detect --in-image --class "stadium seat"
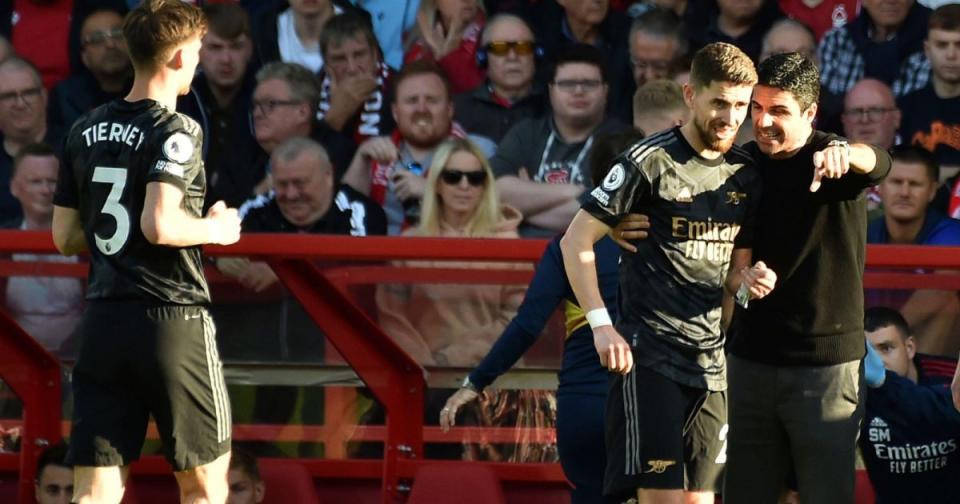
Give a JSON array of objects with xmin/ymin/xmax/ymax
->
[
  {"xmin": 855, "ymin": 469, "xmax": 876, "ymax": 504},
  {"xmin": 407, "ymin": 464, "xmax": 506, "ymax": 504},
  {"xmin": 259, "ymin": 459, "xmax": 321, "ymax": 504}
]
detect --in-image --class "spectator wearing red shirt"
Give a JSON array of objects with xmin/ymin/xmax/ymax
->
[
  {"xmin": 404, "ymin": 0, "xmax": 486, "ymax": 94},
  {"xmin": 778, "ymin": 0, "xmax": 859, "ymax": 40}
]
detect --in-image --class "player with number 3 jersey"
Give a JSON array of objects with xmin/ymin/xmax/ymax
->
[{"xmin": 51, "ymin": 1, "xmax": 241, "ymax": 502}]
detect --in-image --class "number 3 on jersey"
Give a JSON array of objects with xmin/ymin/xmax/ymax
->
[{"xmin": 92, "ymin": 166, "xmax": 130, "ymax": 255}]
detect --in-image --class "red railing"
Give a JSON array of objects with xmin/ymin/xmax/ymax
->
[{"xmin": 0, "ymin": 230, "xmax": 958, "ymax": 503}]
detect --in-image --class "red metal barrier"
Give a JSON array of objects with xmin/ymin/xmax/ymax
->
[{"xmin": 0, "ymin": 231, "xmax": 959, "ymax": 503}]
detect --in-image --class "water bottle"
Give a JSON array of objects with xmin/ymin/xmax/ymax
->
[{"xmin": 401, "ymin": 162, "xmax": 423, "ymax": 226}]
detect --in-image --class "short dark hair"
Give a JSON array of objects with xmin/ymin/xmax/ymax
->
[
  {"xmin": 890, "ymin": 144, "xmax": 939, "ymax": 182},
  {"xmin": 590, "ymin": 130, "xmax": 646, "ymax": 187},
  {"xmin": 756, "ymin": 52, "xmax": 819, "ymax": 111},
  {"xmin": 123, "ymin": 0, "xmax": 207, "ymax": 70},
  {"xmin": 390, "ymin": 59, "xmax": 452, "ymax": 100},
  {"xmin": 930, "ymin": 4, "xmax": 960, "ymax": 31},
  {"xmin": 864, "ymin": 307, "xmax": 911, "ymax": 339},
  {"xmin": 229, "ymin": 446, "xmax": 260, "ymax": 482},
  {"xmin": 36, "ymin": 443, "xmax": 71, "ymax": 481},
  {"xmin": 550, "ymin": 43, "xmax": 609, "ymax": 84},
  {"xmin": 689, "ymin": 42, "xmax": 757, "ymax": 90},
  {"xmin": 629, "ymin": 8, "xmax": 688, "ymax": 57},
  {"xmin": 320, "ymin": 12, "xmax": 380, "ymax": 60},
  {"xmin": 13, "ymin": 143, "xmax": 56, "ymax": 177},
  {"xmin": 203, "ymin": 3, "xmax": 250, "ymax": 40}
]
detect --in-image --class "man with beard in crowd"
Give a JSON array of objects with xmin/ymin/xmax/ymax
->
[{"xmin": 342, "ymin": 60, "xmax": 493, "ymax": 234}]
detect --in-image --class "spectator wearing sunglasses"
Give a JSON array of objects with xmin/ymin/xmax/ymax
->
[
  {"xmin": 453, "ymin": 14, "xmax": 547, "ymax": 143},
  {"xmin": 48, "ymin": 9, "xmax": 132, "ymax": 138},
  {"xmin": 377, "ymin": 136, "xmax": 524, "ymax": 368},
  {"xmin": 0, "ymin": 57, "xmax": 62, "ymax": 223},
  {"xmin": 342, "ymin": 61, "xmax": 495, "ymax": 235},
  {"xmin": 491, "ymin": 44, "xmax": 627, "ymax": 237},
  {"xmin": 375, "ymin": 136, "xmax": 528, "ymax": 461}
]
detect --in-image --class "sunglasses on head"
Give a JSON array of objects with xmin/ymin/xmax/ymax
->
[
  {"xmin": 440, "ymin": 169, "xmax": 487, "ymax": 186},
  {"xmin": 484, "ymin": 40, "xmax": 536, "ymax": 56}
]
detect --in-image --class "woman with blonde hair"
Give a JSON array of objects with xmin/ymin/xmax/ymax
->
[
  {"xmin": 376, "ymin": 138, "xmax": 556, "ymax": 462},
  {"xmin": 403, "ymin": 0, "xmax": 485, "ymax": 93},
  {"xmin": 377, "ymin": 137, "xmax": 523, "ymax": 367}
]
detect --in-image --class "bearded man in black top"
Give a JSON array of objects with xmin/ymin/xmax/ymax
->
[
  {"xmin": 51, "ymin": 1, "xmax": 241, "ymax": 502},
  {"xmin": 561, "ymin": 43, "xmax": 777, "ymax": 504},
  {"xmin": 723, "ymin": 52, "xmax": 892, "ymax": 504}
]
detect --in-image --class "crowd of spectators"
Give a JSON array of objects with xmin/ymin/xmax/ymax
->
[{"xmin": 0, "ymin": 0, "xmax": 959, "ymax": 490}]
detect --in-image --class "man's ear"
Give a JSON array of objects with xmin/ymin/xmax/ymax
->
[
  {"xmin": 803, "ymin": 101, "xmax": 818, "ymax": 123},
  {"xmin": 682, "ymin": 82, "xmax": 695, "ymax": 109},
  {"xmin": 168, "ymin": 47, "xmax": 184, "ymax": 71},
  {"xmin": 905, "ymin": 335, "xmax": 917, "ymax": 360}
]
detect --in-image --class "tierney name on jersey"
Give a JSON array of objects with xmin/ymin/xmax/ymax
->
[{"xmin": 81, "ymin": 121, "xmax": 146, "ymax": 150}]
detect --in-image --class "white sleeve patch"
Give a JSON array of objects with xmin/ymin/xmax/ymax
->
[
  {"xmin": 153, "ymin": 160, "xmax": 185, "ymax": 178},
  {"xmin": 162, "ymin": 132, "xmax": 194, "ymax": 163},
  {"xmin": 602, "ymin": 163, "xmax": 625, "ymax": 191}
]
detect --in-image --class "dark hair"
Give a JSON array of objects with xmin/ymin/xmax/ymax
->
[
  {"xmin": 549, "ymin": 43, "xmax": 609, "ymax": 84},
  {"xmin": 320, "ymin": 12, "xmax": 380, "ymax": 60},
  {"xmin": 689, "ymin": 42, "xmax": 757, "ymax": 90},
  {"xmin": 36, "ymin": 443, "xmax": 71, "ymax": 481},
  {"xmin": 629, "ymin": 8, "xmax": 688, "ymax": 57},
  {"xmin": 13, "ymin": 143, "xmax": 56, "ymax": 177},
  {"xmin": 203, "ymin": 3, "xmax": 250, "ymax": 40},
  {"xmin": 930, "ymin": 4, "xmax": 960, "ymax": 31},
  {"xmin": 756, "ymin": 52, "xmax": 819, "ymax": 111},
  {"xmin": 864, "ymin": 307, "xmax": 911, "ymax": 339},
  {"xmin": 123, "ymin": 0, "xmax": 207, "ymax": 70},
  {"xmin": 590, "ymin": 130, "xmax": 646, "ymax": 187},
  {"xmin": 890, "ymin": 145, "xmax": 939, "ymax": 182},
  {"xmin": 229, "ymin": 446, "xmax": 260, "ymax": 481},
  {"xmin": 390, "ymin": 59, "xmax": 452, "ymax": 100}
]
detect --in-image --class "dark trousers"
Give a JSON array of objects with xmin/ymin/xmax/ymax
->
[{"xmin": 724, "ymin": 354, "xmax": 865, "ymax": 504}]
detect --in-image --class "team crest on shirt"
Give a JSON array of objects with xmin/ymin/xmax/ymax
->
[
  {"xmin": 602, "ymin": 163, "xmax": 626, "ymax": 191},
  {"xmin": 645, "ymin": 459, "xmax": 677, "ymax": 474},
  {"xmin": 726, "ymin": 191, "xmax": 747, "ymax": 205},
  {"xmin": 162, "ymin": 132, "xmax": 194, "ymax": 164}
]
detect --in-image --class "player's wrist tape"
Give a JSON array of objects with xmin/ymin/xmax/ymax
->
[
  {"xmin": 586, "ymin": 308, "xmax": 613, "ymax": 329},
  {"xmin": 206, "ymin": 219, "xmax": 222, "ymax": 245}
]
